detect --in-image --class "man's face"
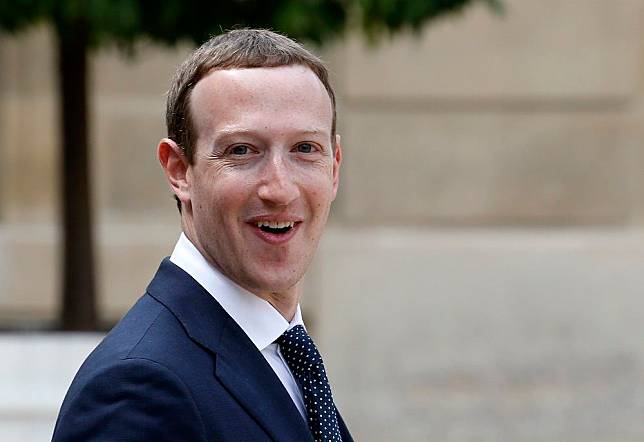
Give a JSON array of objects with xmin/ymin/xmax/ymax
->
[{"xmin": 183, "ymin": 65, "xmax": 341, "ymax": 297}]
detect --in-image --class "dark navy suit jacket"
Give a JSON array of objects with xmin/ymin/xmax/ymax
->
[{"xmin": 53, "ymin": 259, "xmax": 353, "ymax": 441}]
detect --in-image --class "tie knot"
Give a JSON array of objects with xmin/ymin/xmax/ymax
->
[{"xmin": 277, "ymin": 325, "xmax": 323, "ymax": 373}]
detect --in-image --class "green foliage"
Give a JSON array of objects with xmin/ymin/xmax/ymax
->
[
  {"xmin": 0, "ymin": 0, "xmax": 501, "ymax": 47},
  {"xmin": 0, "ymin": 0, "xmax": 45, "ymax": 31},
  {"xmin": 359, "ymin": 0, "xmax": 504, "ymax": 37}
]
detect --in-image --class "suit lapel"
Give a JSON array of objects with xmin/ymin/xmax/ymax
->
[
  {"xmin": 147, "ymin": 259, "xmax": 313, "ymax": 442},
  {"xmin": 216, "ymin": 319, "xmax": 314, "ymax": 442}
]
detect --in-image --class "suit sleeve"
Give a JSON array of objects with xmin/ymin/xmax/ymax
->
[{"xmin": 52, "ymin": 358, "xmax": 207, "ymax": 442}]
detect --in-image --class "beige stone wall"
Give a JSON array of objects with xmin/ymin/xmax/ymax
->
[
  {"xmin": 334, "ymin": 0, "xmax": 644, "ymax": 226},
  {"xmin": 2, "ymin": 0, "xmax": 644, "ymax": 440}
]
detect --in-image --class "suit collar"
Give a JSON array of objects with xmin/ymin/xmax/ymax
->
[
  {"xmin": 146, "ymin": 258, "xmax": 225, "ymax": 355},
  {"xmin": 146, "ymin": 259, "xmax": 313, "ymax": 442}
]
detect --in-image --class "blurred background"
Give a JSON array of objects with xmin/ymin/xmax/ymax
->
[{"xmin": 2, "ymin": 0, "xmax": 644, "ymax": 440}]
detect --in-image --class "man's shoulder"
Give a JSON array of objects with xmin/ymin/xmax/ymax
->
[
  {"xmin": 67, "ymin": 294, "xmax": 175, "ymax": 384},
  {"xmin": 104, "ymin": 294, "xmax": 167, "ymax": 353},
  {"xmin": 89, "ymin": 257, "xmax": 224, "ymax": 367},
  {"xmin": 55, "ymin": 290, "xmax": 215, "ymax": 428},
  {"xmin": 53, "ymin": 294, "xmax": 210, "ymax": 441},
  {"xmin": 77, "ymin": 289, "xmax": 215, "ymax": 381}
]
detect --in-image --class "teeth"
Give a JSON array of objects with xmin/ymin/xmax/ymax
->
[{"xmin": 256, "ymin": 221, "xmax": 295, "ymax": 229}]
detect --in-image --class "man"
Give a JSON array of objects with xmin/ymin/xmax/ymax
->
[{"xmin": 53, "ymin": 29, "xmax": 352, "ymax": 442}]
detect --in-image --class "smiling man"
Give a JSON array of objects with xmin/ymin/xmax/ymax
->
[{"xmin": 53, "ymin": 29, "xmax": 352, "ymax": 442}]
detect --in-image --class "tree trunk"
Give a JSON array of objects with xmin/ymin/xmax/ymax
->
[{"xmin": 56, "ymin": 22, "xmax": 97, "ymax": 330}]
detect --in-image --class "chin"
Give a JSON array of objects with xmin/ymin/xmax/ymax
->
[
  {"xmin": 248, "ymin": 256, "xmax": 305, "ymax": 278},
  {"xmin": 257, "ymin": 279, "xmax": 300, "ymax": 295},
  {"xmin": 246, "ymin": 272, "xmax": 303, "ymax": 295}
]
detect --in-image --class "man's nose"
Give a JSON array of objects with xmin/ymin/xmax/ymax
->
[{"xmin": 257, "ymin": 156, "xmax": 300, "ymax": 206}]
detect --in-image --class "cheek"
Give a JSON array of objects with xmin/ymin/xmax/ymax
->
[
  {"xmin": 309, "ymin": 176, "xmax": 335, "ymax": 203},
  {"xmin": 194, "ymin": 171, "xmax": 245, "ymax": 204},
  {"xmin": 307, "ymin": 189, "xmax": 334, "ymax": 227}
]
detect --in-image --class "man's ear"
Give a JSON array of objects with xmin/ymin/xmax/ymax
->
[
  {"xmin": 158, "ymin": 138, "xmax": 191, "ymax": 209},
  {"xmin": 331, "ymin": 134, "xmax": 342, "ymax": 200}
]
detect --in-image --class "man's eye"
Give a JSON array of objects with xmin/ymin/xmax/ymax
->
[
  {"xmin": 296, "ymin": 143, "xmax": 314, "ymax": 153},
  {"xmin": 230, "ymin": 145, "xmax": 249, "ymax": 155}
]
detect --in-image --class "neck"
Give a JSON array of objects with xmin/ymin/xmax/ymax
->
[
  {"xmin": 181, "ymin": 223, "xmax": 301, "ymax": 322},
  {"xmin": 262, "ymin": 288, "xmax": 301, "ymax": 322}
]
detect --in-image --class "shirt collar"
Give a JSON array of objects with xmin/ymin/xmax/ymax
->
[{"xmin": 169, "ymin": 233, "xmax": 304, "ymax": 351}]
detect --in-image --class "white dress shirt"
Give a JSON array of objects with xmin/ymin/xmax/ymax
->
[{"xmin": 169, "ymin": 233, "xmax": 307, "ymax": 419}]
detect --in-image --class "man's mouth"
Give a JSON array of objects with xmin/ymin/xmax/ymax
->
[{"xmin": 256, "ymin": 220, "xmax": 296, "ymax": 234}]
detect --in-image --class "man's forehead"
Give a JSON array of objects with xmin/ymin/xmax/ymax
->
[
  {"xmin": 200, "ymin": 63, "xmax": 319, "ymax": 86},
  {"xmin": 189, "ymin": 65, "xmax": 333, "ymax": 132}
]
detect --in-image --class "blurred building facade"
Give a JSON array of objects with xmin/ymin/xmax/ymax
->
[{"xmin": 1, "ymin": 1, "xmax": 644, "ymax": 440}]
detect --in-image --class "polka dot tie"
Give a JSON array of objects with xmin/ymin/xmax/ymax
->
[{"xmin": 277, "ymin": 325, "xmax": 342, "ymax": 442}]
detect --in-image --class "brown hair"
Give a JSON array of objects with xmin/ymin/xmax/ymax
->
[{"xmin": 166, "ymin": 28, "xmax": 337, "ymax": 164}]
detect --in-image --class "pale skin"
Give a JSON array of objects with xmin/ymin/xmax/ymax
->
[{"xmin": 158, "ymin": 65, "xmax": 341, "ymax": 321}]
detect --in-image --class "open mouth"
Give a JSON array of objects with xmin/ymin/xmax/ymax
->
[{"xmin": 256, "ymin": 220, "xmax": 295, "ymax": 235}]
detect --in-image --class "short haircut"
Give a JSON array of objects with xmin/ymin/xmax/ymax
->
[{"xmin": 166, "ymin": 28, "xmax": 337, "ymax": 165}]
